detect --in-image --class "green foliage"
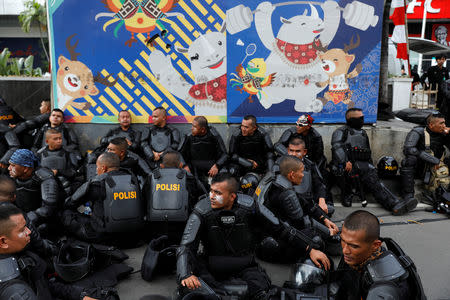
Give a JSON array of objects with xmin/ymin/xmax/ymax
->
[
  {"xmin": 18, "ymin": 0, "xmax": 47, "ymax": 33},
  {"xmin": 0, "ymin": 48, "xmax": 43, "ymax": 77}
]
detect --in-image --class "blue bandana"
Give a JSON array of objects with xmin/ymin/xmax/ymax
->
[{"xmin": 9, "ymin": 149, "xmax": 38, "ymax": 168}]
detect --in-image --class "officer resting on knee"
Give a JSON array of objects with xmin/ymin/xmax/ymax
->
[
  {"xmin": 336, "ymin": 210, "xmax": 425, "ymax": 300},
  {"xmin": 331, "ymin": 108, "xmax": 416, "ymax": 215},
  {"xmin": 63, "ymin": 152, "xmax": 144, "ymax": 243},
  {"xmin": 177, "ymin": 173, "xmax": 330, "ymax": 300}
]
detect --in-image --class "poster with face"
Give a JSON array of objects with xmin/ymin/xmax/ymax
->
[
  {"xmin": 226, "ymin": 0, "xmax": 385, "ymax": 123},
  {"xmin": 432, "ymin": 24, "xmax": 450, "ymax": 47}
]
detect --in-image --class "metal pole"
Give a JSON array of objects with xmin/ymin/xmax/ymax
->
[{"xmin": 418, "ymin": 0, "xmax": 429, "ymax": 76}]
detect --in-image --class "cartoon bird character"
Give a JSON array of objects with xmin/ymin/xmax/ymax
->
[
  {"xmin": 230, "ymin": 58, "xmax": 276, "ymax": 101},
  {"xmin": 96, "ymin": 0, "xmax": 182, "ymax": 47}
]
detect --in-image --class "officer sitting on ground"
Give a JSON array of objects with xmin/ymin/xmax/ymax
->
[
  {"xmin": 0, "ymin": 175, "xmax": 56, "ymax": 258},
  {"xmin": 31, "ymin": 108, "xmax": 80, "ymax": 154},
  {"xmin": 331, "ymin": 108, "xmax": 416, "ymax": 215},
  {"xmin": 36, "ymin": 129, "xmax": 82, "ymax": 196},
  {"xmin": 146, "ymin": 151, "xmax": 204, "ymax": 244},
  {"xmin": 274, "ymin": 114, "xmax": 327, "ymax": 169},
  {"xmin": 177, "ymin": 173, "xmax": 330, "ymax": 300},
  {"xmin": 141, "ymin": 107, "xmax": 182, "ymax": 169},
  {"xmin": 63, "ymin": 152, "xmax": 144, "ymax": 243},
  {"xmin": 92, "ymin": 110, "xmax": 142, "ymax": 157},
  {"xmin": 105, "ymin": 137, "xmax": 151, "ymax": 186},
  {"xmin": 8, "ymin": 149, "xmax": 60, "ymax": 230},
  {"xmin": 400, "ymin": 113, "xmax": 450, "ymax": 203},
  {"xmin": 228, "ymin": 115, "xmax": 274, "ymax": 177},
  {"xmin": 336, "ymin": 210, "xmax": 425, "ymax": 300},
  {"xmin": 180, "ymin": 116, "xmax": 228, "ymax": 188}
]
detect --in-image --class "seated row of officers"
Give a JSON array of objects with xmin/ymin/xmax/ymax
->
[{"xmin": 0, "ymin": 100, "xmax": 430, "ymax": 299}]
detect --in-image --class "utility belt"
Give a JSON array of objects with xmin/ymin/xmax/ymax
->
[{"xmin": 345, "ymin": 146, "xmax": 371, "ymax": 162}]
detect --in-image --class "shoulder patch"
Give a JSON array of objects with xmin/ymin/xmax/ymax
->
[
  {"xmin": 194, "ymin": 197, "xmax": 212, "ymax": 215},
  {"xmin": 231, "ymin": 126, "xmax": 241, "ymax": 136},
  {"xmin": 257, "ymin": 126, "xmax": 267, "ymax": 134},
  {"xmin": 35, "ymin": 167, "xmax": 53, "ymax": 180},
  {"xmin": 236, "ymin": 193, "xmax": 254, "ymax": 207},
  {"xmin": 274, "ymin": 174, "xmax": 292, "ymax": 189}
]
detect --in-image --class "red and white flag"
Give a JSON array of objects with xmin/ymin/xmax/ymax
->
[{"xmin": 390, "ymin": 0, "xmax": 409, "ymax": 60}]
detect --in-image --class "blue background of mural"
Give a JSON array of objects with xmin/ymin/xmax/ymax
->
[{"xmin": 225, "ymin": 0, "xmax": 385, "ymax": 123}]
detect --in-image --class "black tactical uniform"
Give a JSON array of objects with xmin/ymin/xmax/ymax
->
[
  {"xmin": 13, "ymin": 113, "xmax": 50, "ymax": 149},
  {"xmin": 63, "ymin": 169, "xmax": 144, "ymax": 243},
  {"xmin": 274, "ymin": 127, "xmax": 327, "ymax": 168},
  {"xmin": 177, "ymin": 194, "xmax": 319, "ymax": 299},
  {"xmin": 180, "ymin": 126, "xmax": 228, "ymax": 183},
  {"xmin": 228, "ymin": 127, "xmax": 274, "ymax": 176},
  {"xmin": 141, "ymin": 124, "xmax": 182, "ymax": 169},
  {"xmin": 14, "ymin": 168, "xmax": 60, "ymax": 228},
  {"xmin": 0, "ymin": 101, "xmax": 23, "ymax": 167},
  {"xmin": 32, "ymin": 123, "xmax": 80, "ymax": 154},
  {"xmin": 421, "ymin": 64, "xmax": 450, "ymax": 109},
  {"xmin": 400, "ymin": 126, "xmax": 449, "ymax": 200},
  {"xmin": 336, "ymin": 238, "xmax": 425, "ymax": 300},
  {"xmin": 94, "ymin": 125, "xmax": 142, "ymax": 155},
  {"xmin": 37, "ymin": 146, "xmax": 82, "ymax": 196},
  {"xmin": 331, "ymin": 125, "xmax": 415, "ymax": 214}
]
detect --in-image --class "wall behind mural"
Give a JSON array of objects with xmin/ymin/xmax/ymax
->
[{"xmin": 48, "ymin": 0, "xmax": 384, "ymax": 124}]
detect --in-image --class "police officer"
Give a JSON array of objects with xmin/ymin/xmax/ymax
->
[
  {"xmin": 331, "ymin": 108, "xmax": 416, "ymax": 215},
  {"xmin": 336, "ymin": 210, "xmax": 425, "ymax": 300},
  {"xmin": 8, "ymin": 149, "xmax": 60, "ymax": 229},
  {"xmin": 421, "ymin": 54, "xmax": 449, "ymax": 110},
  {"xmin": 177, "ymin": 173, "xmax": 331, "ymax": 300},
  {"xmin": 400, "ymin": 113, "xmax": 450, "ymax": 203},
  {"xmin": 106, "ymin": 137, "xmax": 151, "ymax": 184},
  {"xmin": 32, "ymin": 109, "xmax": 80, "ymax": 154},
  {"xmin": 95, "ymin": 110, "xmax": 142, "ymax": 155},
  {"xmin": 274, "ymin": 114, "xmax": 327, "ymax": 169},
  {"xmin": 0, "ymin": 175, "xmax": 56, "ymax": 258},
  {"xmin": 36, "ymin": 129, "xmax": 82, "ymax": 196},
  {"xmin": 180, "ymin": 116, "xmax": 227, "ymax": 187},
  {"xmin": 63, "ymin": 152, "xmax": 144, "ymax": 243},
  {"xmin": 228, "ymin": 115, "xmax": 274, "ymax": 176},
  {"xmin": 141, "ymin": 107, "xmax": 182, "ymax": 169},
  {"xmin": 146, "ymin": 151, "xmax": 204, "ymax": 243},
  {"xmin": 0, "ymin": 97, "xmax": 23, "ymax": 171}
]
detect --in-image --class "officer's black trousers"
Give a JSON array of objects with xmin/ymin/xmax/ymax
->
[{"xmin": 0, "ymin": 280, "xmax": 37, "ymax": 300}]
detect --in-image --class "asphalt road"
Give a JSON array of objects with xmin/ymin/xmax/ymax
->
[{"xmin": 115, "ymin": 203, "xmax": 450, "ymax": 300}]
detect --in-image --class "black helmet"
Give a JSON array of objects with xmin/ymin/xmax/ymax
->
[
  {"xmin": 54, "ymin": 240, "xmax": 93, "ymax": 282},
  {"xmin": 240, "ymin": 172, "xmax": 260, "ymax": 196},
  {"xmin": 377, "ymin": 156, "xmax": 399, "ymax": 178},
  {"xmin": 284, "ymin": 260, "xmax": 326, "ymax": 292}
]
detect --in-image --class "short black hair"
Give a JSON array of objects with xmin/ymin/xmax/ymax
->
[
  {"xmin": 52, "ymin": 108, "xmax": 64, "ymax": 117},
  {"xmin": 426, "ymin": 113, "xmax": 445, "ymax": 125},
  {"xmin": 436, "ymin": 54, "xmax": 447, "ymax": 60},
  {"xmin": 0, "ymin": 203, "xmax": 23, "ymax": 236},
  {"xmin": 345, "ymin": 108, "xmax": 362, "ymax": 119},
  {"xmin": 0, "ymin": 175, "xmax": 15, "ymax": 203},
  {"xmin": 119, "ymin": 110, "xmax": 130, "ymax": 116},
  {"xmin": 279, "ymin": 155, "xmax": 303, "ymax": 178},
  {"xmin": 288, "ymin": 137, "xmax": 305, "ymax": 148},
  {"xmin": 154, "ymin": 107, "xmax": 167, "ymax": 117},
  {"xmin": 98, "ymin": 152, "xmax": 120, "ymax": 169},
  {"xmin": 194, "ymin": 116, "xmax": 208, "ymax": 129},
  {"xmin": 243, "ymin": 115, "xmax": 257, "ymax": 127},
  {"xmin": 162, "ymin": 151, "xmax": 181, "ymax": 168},
  {"xmin": 42, "ymin": 99, "xmax": 51, "ymax": 104},
  {"xmin": 343, "ymin": 210, "xmax": 380, "ymax": 243},
  {"xmin": 211, "ymin": 173, "xmax": 239, "ymax": 194},
  {"xmin": 109, "ymin": 137, "xmax": 128, "ymax": 151},
  {"xmin": 45, "ymin": 128, "xmax": 62, "ymax": 139}
]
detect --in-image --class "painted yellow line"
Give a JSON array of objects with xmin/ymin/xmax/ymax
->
[
  {"xmin": 137, "ymin": 33, "xmax": 160, "ymax": 52},
  {"xmin": 133, "ymin": 101, "xmax": 148, "ymax": 115},
  {"xmin": 119, "ymin": 58, "xmax": 132, "ymax": 72},
  {"xmin": 134, "ymin": 58, "xmax": 191, "ymax": 116},
  {"xmin": 96, "ymin": 106, "xmax": 103, "ymax": 114},
  {"xmin": 136, "ymin": 78, "xmax": 163, "ymax": 103},
  {"xmin": 99, "ymin": 95, "xmax": 119, "ymax": 115},
  {"xmin": 193, "ymin": 31, "xmax": 200, "ymax": 38},
  {"xmin": 140, "ymin": 95, "xmax": 156, "ymax": 111},
  {"xmin": 170, "ymin": 53, "xmax": 178, "ymax": 60},
  {"xmin": 172, "ymin": 22, "xmax": 193, "ymax": 46},
  {"xmin": 204, "ymin": 0, "xmax": 212, "ymax": 4},
  {"xmin": 207, "ymin": 15, "xmax": 215, "ymax": 23},
  {"xmin": 179, "ymin": 1, "xmax": 207, "ymax": 30},
  {"xmin": 176, "ymin": 59, "xmax": 194, "ymax": 81},
  {"xmin": 177, "ymin": 15, "xmax": 194, "ymax": 32},
  {"xmin": 162, "ymin": 102, "xmax": 169, "ymax": 109},
  {"xmin": 118, "ymin": 72, "xmax": 135, "ymax": 89},
  {"xmin": 211, "ymin": 4, "xmax": 225, "ymax": 20},
  {"xmin": 66, "ymin": 106, "xmax": 78, "ymax": 117},
  {"xmin": 104, "ymin": 87, "xmax": 122, "ymax": 104},
  {"xmin": 134, "ymin": 89, "xmax": 141, "ymax": 96},
  {"xmin": 174, "ymin": 41, "xmax": 189, "ymax": 60},
  {"xmin": 168, "ymin": 34, "xmax": 175, "ymax": 42},
  {"xmin": 168, "ymin": 108, "xmax": 176, "ymax": 115},
  {"xmin": 114, "ymin": 82, "xmax": 134, "ymax": 102},
  {"xmin": 214, "ymin": 23, "xmax": 221, "ymax": 31},
  {"xmin": 120, "ymin": 103, "xmax": 127, "ymax": 110},
  {"xmin": 191, "ymin": 0, "xmax": 208, "ymax": 15}
]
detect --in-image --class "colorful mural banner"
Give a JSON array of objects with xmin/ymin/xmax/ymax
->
[{"xmin": 47, "ymin": 0, "xmax": 384, "ymax": 124}]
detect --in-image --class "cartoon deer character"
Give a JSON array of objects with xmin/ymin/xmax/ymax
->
[
  {"xmin": 252, "ymin": 1, "xmax": 342, "ymax": 112},
  {"xmin": 56, "ymin": 34, "xmax": 118, "ymax": 111},
  {"xmin": 315, "ymin": 35, "xmax": 362, "ymax": 108},
  {"xmin": 147, "ymin": 24, "xmax": 227, "ymax": 116}
]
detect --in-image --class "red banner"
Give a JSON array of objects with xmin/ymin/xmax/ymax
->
[{"xmin": 406, "ymin": 0, "xmax": 450, "ymax": 19}]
